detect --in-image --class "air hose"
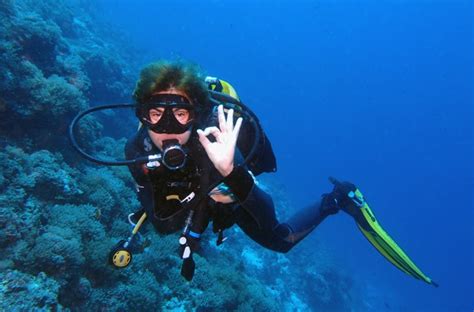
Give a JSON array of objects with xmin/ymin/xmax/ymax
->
[{"xmin": 68, "ymin": 95, "xmax": 262, "ymax": 171}]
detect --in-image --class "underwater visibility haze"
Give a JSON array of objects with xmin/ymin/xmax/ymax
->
[{"xmin": 0, "ymin": 0, "xmax": 472, "ymax": 311}]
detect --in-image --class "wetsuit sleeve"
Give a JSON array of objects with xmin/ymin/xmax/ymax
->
[
  {"xmin": 124, "ymin": 132, "xmax": 147, "ymax": 185},
  {"xmin": 222, "ymin": 166, "xmax": 275, "ymax": 228},
  {"xmin": 222, "ymin": 166, "xmax": 287, "ymax": 251},
  {"xmin": 124, "ymin": 132, "xmax": 153, "ymax": 215},
  {"xmin": 222, "ymin": 165, "xmax": 254, "ymax": 201}
]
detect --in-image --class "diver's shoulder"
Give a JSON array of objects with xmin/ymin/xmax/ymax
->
[{"xmin": 125, "ymin": 127, "xmax": 155, "ymax": 156}]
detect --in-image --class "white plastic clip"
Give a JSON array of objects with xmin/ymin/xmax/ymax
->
[
  {"xmin": 146, "ymin": 161, "xmax": 160, "ymax": 169},
  {"xmin": 182, "ymin": 246, "xmax": 191, "ymax": 259},
  {"xmin": 128, "ymin": 213, "xmax": 137, "ymax": 227},
  {"xmin": 180, "ymin": 192, "xmax": 195, "ymax": 204}
]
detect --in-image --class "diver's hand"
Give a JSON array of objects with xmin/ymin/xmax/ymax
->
[{"xmin": 197, "ymin": 105, "xmax": 243, "ymax": 177}]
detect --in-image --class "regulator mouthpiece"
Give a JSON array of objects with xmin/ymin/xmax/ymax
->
[{"xmin": 162, "ymin": 139, "xmax": 187, "ymax": 170}]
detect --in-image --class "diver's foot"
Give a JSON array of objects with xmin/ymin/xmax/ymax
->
[
  {"xmin": 327, "ymin": 177, "xmax": 362, "ymax": 218},
  {"xmin": 320, "ymin": 193, "xmax": 341, "ymax": 216}
]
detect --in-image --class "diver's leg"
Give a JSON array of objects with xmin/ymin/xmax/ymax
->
[
  {"xmin": 224, "ymin": 166, "xmax": 339, "ymax": 253},
  {"xmin": 234, "ymin": 186, "xmax": 339, "ymax": 253},
  {"xmin": 277, "ymin": 194, "xmax": 339, "ymax": 246}
]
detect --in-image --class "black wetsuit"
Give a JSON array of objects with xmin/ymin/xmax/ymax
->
[{"xmin": 125, "ymin": 127, "xmax": 337, "ymax": 253}]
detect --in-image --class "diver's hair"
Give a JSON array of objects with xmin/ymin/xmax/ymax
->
[{"xmin": 133, "ymin": 60, "xmax": 210, "ymax": 118}]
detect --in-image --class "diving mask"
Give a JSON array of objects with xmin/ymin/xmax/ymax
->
[{"xmin": 137, "ymin": 93, "xmax": 194, "ymax": 134}]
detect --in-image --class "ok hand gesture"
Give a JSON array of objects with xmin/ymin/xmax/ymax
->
[{"xmin": 197, "ymin": 105, "xmax": 243, "ymax": 177}]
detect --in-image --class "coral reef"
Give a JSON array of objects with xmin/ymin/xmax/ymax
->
[
  {"xmin": 0, "ymin": 270, "xmax": 64, "ymax": 311},
  {"xmin": 0, "ymin": 138, "xmax": 361, "ymax": 310},
  {"xmin": 0, "ymin": 0, "xmax": 135, "ymax": 152}
]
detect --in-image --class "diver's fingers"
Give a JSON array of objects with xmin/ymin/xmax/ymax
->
[
  {"xmin": 217, "ymin": 105, "xmax": 226, "ymax": 132},
  {"xmin": 226, "ymin": 108, "xmax": 234, "ymax": 132},
  {"xmin": 328, "ymin": 177, "xmax": 342, "ymax": 187},
  {"xmin": 200, "ymin": 126, "xmax": 223, "ymax": 143},
  {"xmin": 197, "ymin": 129, "xmax": 212, "ymax": 149},
  {"xmin": 201, "ymin": 126, "xmax": 220, "ymax": 136},
  {"xmin": 232, "ymin": 117, "xmax": 243, "ymax": 142},
  {"xmin": 202, "ymin": 126, "xmax": 223, "ymax": 143}
]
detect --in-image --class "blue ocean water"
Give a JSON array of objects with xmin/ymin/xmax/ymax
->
[
  {"xmin": 97, "ymin": 0, "xmax": 473, "ymax": 310},
  {"xmin": 1, "ymin": 0, "xmax": 472, "ymax": 310}
]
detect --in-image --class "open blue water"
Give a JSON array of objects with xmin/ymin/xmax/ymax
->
[{"xmin": 96, "ymin": 1, "xmax": 473, "ymax": 310}]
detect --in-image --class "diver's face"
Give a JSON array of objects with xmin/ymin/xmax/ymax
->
[{"xmin": 147, "ymin": 88, "xmax": 193, "ymax": 150}]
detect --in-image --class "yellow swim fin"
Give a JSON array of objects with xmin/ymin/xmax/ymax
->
[{"xmin": 351, "ymin": 188, "xmax": 438, "ymax": 287}]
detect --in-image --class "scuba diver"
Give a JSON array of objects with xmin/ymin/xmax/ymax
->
[{"xmin": 69, "ymin": 60, "xmax": 438, "ymax": 286}]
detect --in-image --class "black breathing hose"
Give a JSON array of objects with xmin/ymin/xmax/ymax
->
[
  {"xmin": 68, "ymin": 103, "xmax": 151, "ymax": 166},
  {"xmin": 68, "ymin": 94, "xmax": 262, "ymax": 171}
]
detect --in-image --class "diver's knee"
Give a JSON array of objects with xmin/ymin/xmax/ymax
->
[{"xmin": 274, "ymin": 223, "xmax": 292, "ymax": 240}]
